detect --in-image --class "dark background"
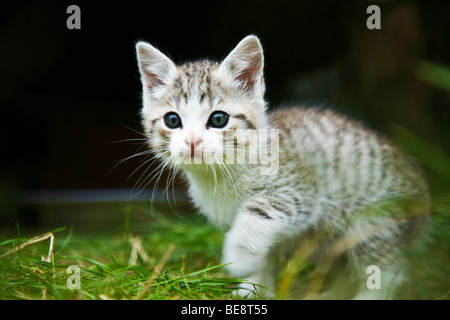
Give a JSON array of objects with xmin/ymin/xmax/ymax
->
[{"xmin": 1, "ymin": 0, "xmax": 449, "ymax": 230}]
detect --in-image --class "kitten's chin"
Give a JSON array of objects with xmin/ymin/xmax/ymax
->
[
  {"xmin": 175, "ymin": 159, "xmax": 235, "ymax": 176},
  {"xmin": 177, "ymin": 161, "xmax": 219, "ymax": 173},
  {"xmin": 171, "ymin": 151, "xmax": 222, "ymax": 169}
]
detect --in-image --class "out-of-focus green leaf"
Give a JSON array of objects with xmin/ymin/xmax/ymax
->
[
  {"xmin": 391, "ymin": 124, "xmax": 450, "ymax": 179},
  {"xmin": 416, "ymin": 60, "xmax": 450, "ymax": 91}
]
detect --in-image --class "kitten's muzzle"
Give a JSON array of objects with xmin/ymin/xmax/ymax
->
[{"xmin": 184, "ymin": 137, "xmax": 203, "ymax": 158}]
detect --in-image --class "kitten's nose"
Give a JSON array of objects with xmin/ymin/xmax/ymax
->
[{"xmin": 184, "ymin": 137, "xmax": 203, "ymax": 156}]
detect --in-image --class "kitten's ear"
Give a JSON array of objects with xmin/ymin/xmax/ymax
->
[
  {"xmin": 220, "ymin": 35, "xmax": 264, "ymax": 94},
  {"xmin": 136, "ymin": 42, "xmax": 176, "ymax": 92}
]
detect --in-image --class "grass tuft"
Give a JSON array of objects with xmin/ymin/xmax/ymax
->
[{"xmin": 0, "ymin": 212, "xmax": 245, "ymax": 300}]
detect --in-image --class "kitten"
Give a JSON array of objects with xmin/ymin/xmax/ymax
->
[{"xmin": 135, "ymin": 35, "xmax": 430, "ymax": 299}]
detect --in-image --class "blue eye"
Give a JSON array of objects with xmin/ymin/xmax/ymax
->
[
  {"xmin": 208, "ymin": 111, "xmax": 229, "ymax": 128},
  {"xmin": 164, "ymin": 112, "xmax": 182, "ymax": 129}
]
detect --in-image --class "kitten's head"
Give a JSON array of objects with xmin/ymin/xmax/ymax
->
[{"xmin": 136, "ymin": 35, "xmax": 268, "ymax": 171}]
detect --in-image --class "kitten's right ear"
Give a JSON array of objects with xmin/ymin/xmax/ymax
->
[{"xmin": 136, "ymin": 42, "xmax": 176, "ymax": 92}]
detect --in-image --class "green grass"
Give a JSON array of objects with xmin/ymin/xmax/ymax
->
[
  {"xmin": 0, "ymin": 199, "xmax": 448, "ymax": 300},
  {"xmin": 0, "ymin": 211, "xmax": 250, "ymax": 300}
]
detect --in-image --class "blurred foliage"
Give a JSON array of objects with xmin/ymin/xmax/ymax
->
[{"xmin": 417, "ymin": 61, "xmax": 450, "ymax": 92}]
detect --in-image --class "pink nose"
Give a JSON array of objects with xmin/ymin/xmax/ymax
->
[{"xmin": 184, "ymin": 137, "xmax": 202, "ymax": 155}]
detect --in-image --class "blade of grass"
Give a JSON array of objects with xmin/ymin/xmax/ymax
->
[
  {"xmin": 134, "ymin": 243, "xmax": 176, "ymax": 300},
  {"xmin": 61, "ymin": 255, "xmax": 113, "ymax": 273},
  {"xmin": 0, "ymin": 232, "xmax": 54, "ymax": 263}
]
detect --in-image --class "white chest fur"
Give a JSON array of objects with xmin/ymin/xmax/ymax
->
[{"xmin": 186, "ymin": 170, "xmax": 243, "ymax": 228}]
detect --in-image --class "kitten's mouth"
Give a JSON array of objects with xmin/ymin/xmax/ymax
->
[
  {"xmin": 190, "ymin": 149, "xmax": 198, "ymax": 160},
  {"xmin": 190, "ymin": 145, "xmax": 196, "ymax": 159},
  {"xmin": 175, "ymin": 148, "xmax": 220, "ymax": 166},
  {"xmin": 176, "ymin": 149, "xmax": 206, "ymax": 165}
]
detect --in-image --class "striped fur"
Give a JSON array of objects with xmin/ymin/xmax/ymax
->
[{"xmin": 136, "ymin": 36, "xmax": 430, "ymax": 299}]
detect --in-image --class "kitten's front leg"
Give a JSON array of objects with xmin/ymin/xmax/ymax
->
[{"xmin": 222, "ymin": 196, "xmax": 298, "ymax": 298}]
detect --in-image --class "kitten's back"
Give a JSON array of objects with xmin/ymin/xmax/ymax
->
[{"xmin": 270, "ymin": 106, "xmax": 429, "ymax": 214}]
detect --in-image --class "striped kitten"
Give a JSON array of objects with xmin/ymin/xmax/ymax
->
[{"xmin": 135, "ymin": 35, "xmax": 430, "ymax": 299}]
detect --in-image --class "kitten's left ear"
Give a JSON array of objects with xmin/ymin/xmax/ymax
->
[{"xmin": 220, "ymin": 35, "xmax": 264, "ymax": 95}]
